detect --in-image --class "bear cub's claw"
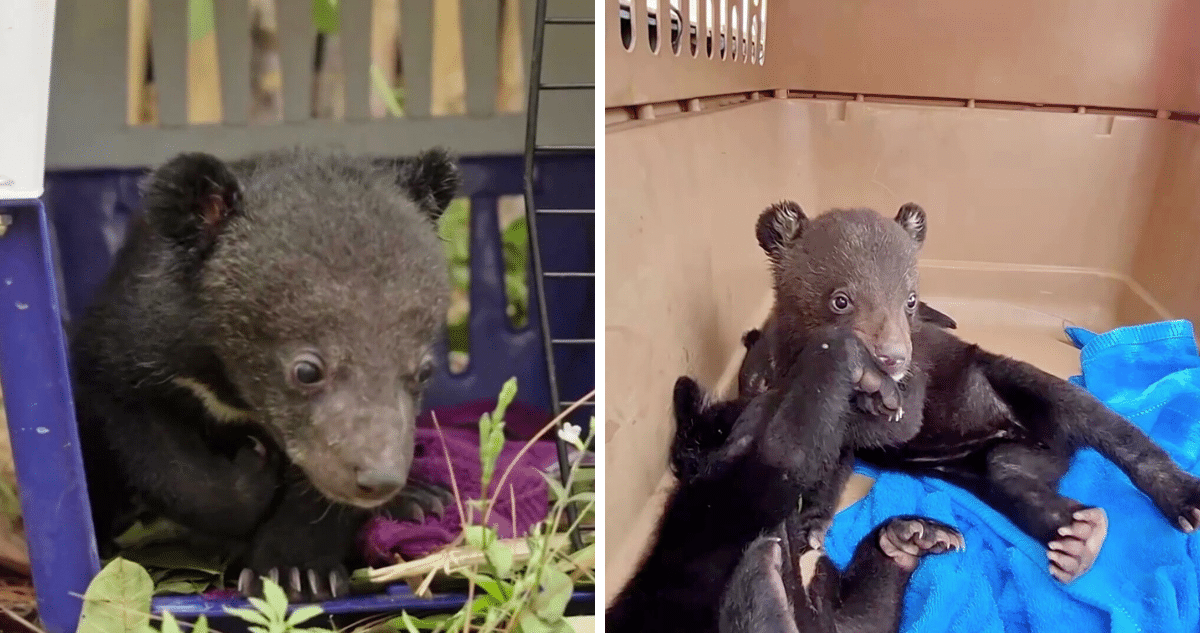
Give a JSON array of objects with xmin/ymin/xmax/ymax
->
[
  {"xmin": 238, "ymin": 564, "xmax": 352, "ymax": 602},
  {"xmin": 387, "ymin": 479, "xmax": 456, "ymax": 523},
  {"xmin": 1163, "ymin": 476, "xmax": 1200, "ymax": 534},
  {"xmin": 878, "ymin": 515, "xmax": 964, "ymax": 572}
]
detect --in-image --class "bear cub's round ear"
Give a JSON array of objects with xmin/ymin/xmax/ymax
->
[
  {"xmin": 894, "ymin": 202, "xmax": 926, "ymax": 245},
  {"xmin": 141, "ymin": 152, "xmax": 242, "ymax": 254},
  {"xmin": 756, "ymin": 200, "xmax": 807, "ymax": 261},
  {"xmin": 395, "ymin": 147, "xmax": 461, "ymax": 223}
]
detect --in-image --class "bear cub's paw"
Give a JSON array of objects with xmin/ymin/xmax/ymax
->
[
  {"xmin": 1047, "ymin": 506, "xmax": 1107, "ymax": 584},
  {"xmin": 878, "ymin": 516, "xmax": 964, "ymax": 572},
  {"xmin": 1159, "ymin": 474, "xmax": 1200, "ymax": 534},
  {"xmin": 231, "ymin": 436, "xmax": 284, "ymax": 511},
  {"xmin": 850, "ymin": 362, "xmax": 903, "ymax": 423},
  {"xmin": 387, "ymin": 479, "xmax": 456, "ymax": 523}
]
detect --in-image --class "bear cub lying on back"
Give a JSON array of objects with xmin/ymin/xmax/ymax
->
[{"xmin": 71, "ymin": 147, "xmax": 459, "ymax": 601}]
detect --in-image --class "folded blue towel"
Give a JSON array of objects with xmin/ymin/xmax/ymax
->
[{"xmin": 825, "ymin": 320, "xmax": 1200, "ymax": 633}]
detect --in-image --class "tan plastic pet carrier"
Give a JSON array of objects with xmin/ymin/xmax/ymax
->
[{"xmin": 603, "ymin": 0, "xmax": 1200, "ymax": 602}]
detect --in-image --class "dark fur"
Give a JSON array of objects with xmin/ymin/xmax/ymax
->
[
  {"xmin": 71, "ymin": 147, "xmax": 460, "ymax": 601},
  {"xmin": 719, "ymin": 514, "xmax": 962, "ymax": 633},
  {"xmin": 606, "ymin": 326, "xmax": 958, "ymax": 633},
  {"xmin": 723, "ymin": 201, "xmax": 1200, "ymax": 582}
]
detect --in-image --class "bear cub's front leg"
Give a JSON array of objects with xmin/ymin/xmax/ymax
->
[{"xmin": 237, "ymin": 466, "xmax": 366, "ymax": 602}]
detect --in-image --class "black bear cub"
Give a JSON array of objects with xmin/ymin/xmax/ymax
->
[
  {"xmin": 71, "ymin": 147, "xmax": 459, "ymax": 601},
  {"xmin": 607, "ymin": 326, "xmax": 962, "ymax": 633},
  {"xmin": 732, "ymin": 200, "xmax": 1200, "ymax": 583}
]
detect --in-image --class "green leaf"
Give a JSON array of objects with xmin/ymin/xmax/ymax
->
[
  {"xmin": 493, "ymin": 378, "xmax": 518, "ymax": 422},
  {"xmin": 188, "ymin": 0, "xmax": 215, "ymax": 42},
  {"xmin": 396, "ymin": 612, "xmax": 455, "ymax": 630},
  {"xmin": 464, "ymin": 524, "xmax": 497, "ymax": 550},
  {"xmin": 480, "ymin": 378, "xmax": 518, "ymax": 494},
  {"xmin": 565, "ymin": 492, "xmax": 595, "ymax": 506},
  {"xmin": 477, "ymin": 608, "xmax": 506, "ymax": 633},
  {"xmin": 159, "ymin": 610, "xmax": 182, "ymax": 633},
  {"xmin": 370, "ymin": 64, "xmax": 405, "ymax": 116},
  {"xmin": 312, "ymin": 0, "xmax": 340, "ymax": 34},
  {"xmin": 567, "ymin": 543, "xmax": 595, "ymax": 565},
  {"xmin": 247, "ymin": 597, "xmax": 272, "ymax": 617},
  {"xmin": 260, "ymin": 577, "xmax": 289, "ymax": 618},
  {"xmin": 398, "ymin": 612, "xmax": 422, "ymax": 633},
  {"xmin": 479, "ymin": 414, "xmax": 506, "ymax": 494},
  {"xmin": 468, "ymin": 595, "xmax": 494, "ymax": 615},
  {"xmin": 77, "ymin": 558, "xmax": 155, "ymax": 633},
  {"xmin": 223, "ymin": 607, "xmax": 272, "ymax": 627},
  {"xmin": 192, "ymin": 615, "xmax": 209, "ymax": 633},
  {"xmin": 471, "ymin": 576, "xmax": 512, "ymax": 604},
  {"xmin": 538, "ymin": 471, "xmax": 567, "ymax": 502},
  {"xmin": 484, "ymin": 540, "xmax": 515, "ymax": 578},
  {"xmin": 152, "ymin": 579, "xmax": 212, "ymax": 596},
  {"xmin": 532, "ymin": 567, "xmax": 574, "ymax": 621},
  {"xmin": 517, "ymin": 611, "xmax": 553, "ymax": 633},
  {"xmin": 449, "ymin": 266, "xmax": 471, "ymax": 292},
  {"xmin": 286, "ymin": 604, "xmax": 325, "ymax": 626}
]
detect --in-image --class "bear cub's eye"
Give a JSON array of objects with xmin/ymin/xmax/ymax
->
[
  {"xmin": 830, "ymin": 291, "xmax": 853, "ymax": 314},
  {"xmin": 291, "ymin": 353, "xmax": 326, "ymax": 387},
  {"xmin": 906, "ymin": 292, "xmax": 918, "ymax": 311},
  {"xmin": 416, "ymin": 359, "xmax": 434, "ymax": 385}
]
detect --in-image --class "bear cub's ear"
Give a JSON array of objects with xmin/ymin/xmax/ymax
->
[
  {"xmin": 141, "ymin": 152, "xmax": 242, "ymax": 254},
  {"xmin": 756, "ymin": 200, "xmax": 807, "ymax": 261},
  {"xmin": 396, "ymin": 147, "xmax": 461, "ymax": 222},
  {"xmin": 894, "ymin": 202, "xmax": 926, "ymax": 245}
]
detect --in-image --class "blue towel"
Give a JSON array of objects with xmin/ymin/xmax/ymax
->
[{"xmin": 824, "ymin": 319, "xmax": 1200, "ymax": 633}]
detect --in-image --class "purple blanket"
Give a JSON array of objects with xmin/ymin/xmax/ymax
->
[
  {"xmin": 200, "ymin": 399, "xmax": 558, "ymax": 598},
  {"xmin": 358, "ymin": 398, "xmax": 561, "ymax": 564}
]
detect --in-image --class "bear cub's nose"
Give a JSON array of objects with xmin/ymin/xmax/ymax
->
[
  {"xmin": 876, "ymin": 352, "xmax": 908, "ymax": 374},
  {"xmin": 355, "ymin": 468, "xmax": 405, "ymax": 498}
]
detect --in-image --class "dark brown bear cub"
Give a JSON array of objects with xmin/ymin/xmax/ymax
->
[
  {"xmin": 737, "ymin": 200, "xmax": 1200, "ymax": 583},
  {"xmin": 71, "ymin": 147, "xmax": 459, "ymax": 601}
]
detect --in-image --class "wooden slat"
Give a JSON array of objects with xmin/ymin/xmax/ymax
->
[
  {"xmin": 461, "ymin": 1, "xmax": 499, "ymax": 118},
  {"xmin": 496, "ymin": 0, "xmax": 525, "ymax": 113},
  {"xmin": 430, "ymin": 0, "xmax": 465, "ymax": 115},
  {"xmin": 276, "ymin": 0, "xmax": 316, "ymax": 122},
  {"xmin": 214, "ymin": 0, "xmax": 252, "ymax": 125},
  {"xmin": 520, "ymin": 0, "xmax": 536, "ymax": 85},
  {"xmin": 149, "ymin": 1, "xmax": 189, "ymax": 126},
  {"xmin": 370, "ymin": 0, "xmax": 401, "ymax": 118},
  {"xmin": 400, "ymin": 0, "xmax": 434, "ymax": 117},
  {"xmin": 45, "ymin": 115, "xmax": 532, "ymax": 169},
  {"xmin": 340, "ymin": 0, "xmax": 374, "ymax": 120},
  {"xmin": 126, "ymin": 0, "xmax": 151, "ymax": 125},
  {"xmin": 46, "ymin": 0, "xmax": 128, "ymax": 160}
]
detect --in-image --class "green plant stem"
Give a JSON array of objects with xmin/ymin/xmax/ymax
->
[
  {"xmin": 430, "ymin": 412, "xmax": 470, "ymax": 529},
  {"xmin": 500, "ymin": 429, "xmax": 592, "ymax": 633},
  {"xmin": 480, "ymin": 391, "xmax": 594, "ymax": 526}
]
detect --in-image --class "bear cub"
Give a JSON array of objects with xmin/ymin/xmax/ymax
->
[
  {"xmin": 71, "ymin": 147, "xmax": 459, "ymax": 601},
  {"xmin": 607, "ymin": 326, "xmax": 962, "ymax": 633},
  {"xmin": 734, "ymin": 200, "xmax": 1200, "ymax": 583}
]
